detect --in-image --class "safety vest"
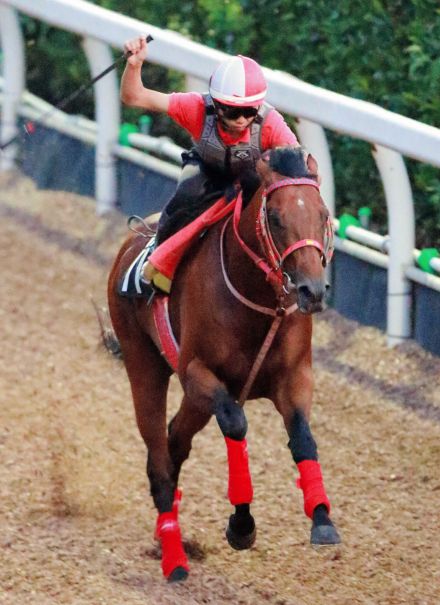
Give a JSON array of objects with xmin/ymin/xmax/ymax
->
[{"xmin": 192, "ymin": 94, "xmax": 273, "ymax": 177}]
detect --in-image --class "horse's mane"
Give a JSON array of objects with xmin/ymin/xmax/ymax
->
[
  {"xmin": 239, "ymin": 146, "xmax": 316, "ymax": 207},
  {"xmin": 269, "ymin": 146, "xmax": 316, "ymax": 179},
  {"xmin": 240, "ymin": 169, "xmax": 262, "ymax": 206}
]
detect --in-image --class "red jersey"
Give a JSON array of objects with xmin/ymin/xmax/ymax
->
[{"xmin": 167, "ymin": 92, "xmax": 298, "ymax": 150}]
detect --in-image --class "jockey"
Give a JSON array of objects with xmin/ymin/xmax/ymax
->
[{"xmin": 121, "ymin": 35, "xmax": 300, "ymax": 289}]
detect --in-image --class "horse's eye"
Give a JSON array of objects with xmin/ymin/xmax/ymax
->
[
  {"xmin": 320, "ymin": 205, "xmax": 330, "ymax": 222},
  {"xmin": 268, "ymin": 209, "xmax": 284, "ymax": 230}
]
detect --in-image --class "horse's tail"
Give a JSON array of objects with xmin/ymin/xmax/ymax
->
[{"xmin": 91, "ymin": 298, "xmax": 123, "ymax": 359}]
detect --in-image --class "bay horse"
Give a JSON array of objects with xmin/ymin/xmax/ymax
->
[{"xmin": 107, "ymin": 145, "xmax": 340, "ymax": 582}]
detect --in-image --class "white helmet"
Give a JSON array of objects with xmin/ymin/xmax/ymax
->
[{"xmin": 209, "ymin": 55, "xmax": 267, "ymax": 107}]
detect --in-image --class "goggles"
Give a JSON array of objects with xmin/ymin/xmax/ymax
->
[{"xmin": 216, "ymin": 103, "xmax": 260, "ymax": 120}]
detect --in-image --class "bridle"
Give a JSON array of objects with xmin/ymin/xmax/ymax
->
[
  {"xmin": 219, "ymin": 175, "xmax": 333, "ymax": 404},
  {"xmin": 231, "ymin": 177, "xmax": 329, "ymax": 291}
]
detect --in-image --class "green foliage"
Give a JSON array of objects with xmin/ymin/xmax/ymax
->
[
  {"xmin": 22, "ymin": 17, "xmax": 91, "ymax": 110},
  {"xmin": 19, "ymin": 0, "xmax": 440, "ymax": 246}
]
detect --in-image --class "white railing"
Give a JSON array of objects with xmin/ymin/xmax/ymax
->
[
  {"xmin": 332, "ymin": 219, "xmax": 440, "ymax": 294},
  {"xmin": 0, "ymin": 78, "xmax": 183, "ymax": 179},
  {"xmin": 1, "ymin": 0, "xmax": 440, "ymax": 347}
]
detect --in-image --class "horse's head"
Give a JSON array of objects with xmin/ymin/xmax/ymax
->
[{"xmin": 255, "ymin": 146, "xmax": 333, "ymax": 314}]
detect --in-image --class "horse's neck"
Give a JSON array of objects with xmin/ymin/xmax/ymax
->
[
  {"xmin": 239, "ymin": 191, "xmax": 261, "ymax": 248},
  {"xmin": 225, "ymin": 190, "xmax": 276, "ymax": 307}
]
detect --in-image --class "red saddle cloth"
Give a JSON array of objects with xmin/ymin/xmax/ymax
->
[{"xmin": 148, "ymin": 195, "xmax": 236, "ymax": 281}]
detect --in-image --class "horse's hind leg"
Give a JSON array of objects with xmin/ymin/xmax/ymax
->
[
  {"xmin": 184, "ymin": 358, "xmax": 256, "ymax": 550},
  {"xmin": 115, "ymin": 327, "xmax": 189, "ymax": 581},
  {"xmin": 167, "ymin": 394, "xmax": 212, "ymax": 486}
]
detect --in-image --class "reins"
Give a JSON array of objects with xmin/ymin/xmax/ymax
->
[
  {"xmin": 238, "ymin": 312, "xmax": 284, "ymax": 405},
  {"xmin": 220, "ymin": 216, "xmax": 298, "ymax": 317},
  {"xmin": 221, "ymin": 177, "xmax": 324, "ymax": 404},
  {"xmin": 231, "ymin": 179, "xmax": 325, "ymax": 290},
  {"xmin": 220, "ymin": 212, "xmax": 298, "ymax": 405},
  {"xmin": 220, "ymin": 213, "xmax": 297, "ymax": 405}
]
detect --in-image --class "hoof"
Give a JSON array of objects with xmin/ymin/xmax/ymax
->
[
  {"xmin": 311, "ymin": 524, "xmax": 341, "ymax": 546},
  {"xmin": 167, "ymin": 566, "xmax": 189, "ymax": 583},
  {"xmin": 226, "ymin": 513, "xmax": 257, "ymax": 550},
  {"xmin": 226, "ymin": 525, "xmax": 257, "ymax": 550}
]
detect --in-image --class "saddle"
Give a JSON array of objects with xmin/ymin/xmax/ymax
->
[
  {"xmin": 119, "ymin": 194, "xmax": 237, "ymax": 298},
  {"xmin": 118, "ymin": 195, "xmax": 237, "ymax": 372}
]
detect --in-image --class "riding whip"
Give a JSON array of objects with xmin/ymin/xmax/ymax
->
[{"xmin": 0, "ymin": 34, "xmax": 154, "ymax": 151}]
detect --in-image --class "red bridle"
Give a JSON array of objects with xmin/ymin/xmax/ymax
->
[
  {"xmin": 222, "ymin": 176, "xmax": 328, "ymax": 402},
  {"xmin": 232, "ymin": 177, "xmax": 325, "ymax": 288}
]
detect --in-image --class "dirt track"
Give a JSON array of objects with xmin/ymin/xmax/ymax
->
[{"xmin": 1, "ymin": 170, "xmax": 440, "ymax": 605}]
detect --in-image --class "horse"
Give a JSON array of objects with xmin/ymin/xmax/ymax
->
[{"xmin": 107, "ymin": 145, "xmax": 340, "ymax": 582}]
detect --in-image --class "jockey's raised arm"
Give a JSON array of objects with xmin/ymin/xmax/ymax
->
[
  {"xmin": 119, "ymin": 37, "xmax": 300, "ymax": 291},
  {"xmin": 120, "ymin": 35, "xmax": 170, "ymax": 112}
]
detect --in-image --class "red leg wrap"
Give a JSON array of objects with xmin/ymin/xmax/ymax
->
[
  {"xmin": 225, "ymin": 437, "xmax": 253, "ymax": 505},
  {"xmin": 172, "ymin": 488, "xmax": 182, "ymax": 518},
  {"xmin": 156, "ymin": 512, "xmax": 189, "ymax": 579},
  {"xmin": 296, "ymin": 460, "xmax": 331, "ymax": 519},
  {"xmin": 154, "ymin": 488, "xmax": 183, "ymax": 540}
]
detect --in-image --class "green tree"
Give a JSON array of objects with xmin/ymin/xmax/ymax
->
[{"xmin": 18, "ymin": 0, "xmax": 440, "ymax": 247}]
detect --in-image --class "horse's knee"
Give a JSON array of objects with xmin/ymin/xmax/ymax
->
[
  {"xmin": 287, "ymin": 409, "xmax": 317, "ymax": 463},
  {"xmin": 214, "ymin": 389, "xmax": 247, "ymax": 440}
]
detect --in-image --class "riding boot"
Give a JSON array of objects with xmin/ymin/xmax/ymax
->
[
  {"xmin": 141, "ymin": 171, "xmax": 211, "ymax": 292},
  {"xmin": 140, "ymin": 210, "xmax": 178, "ymax": 293},
  {"xmin": 142, "ymin": 204, "xmax": 199, "ymax": 293},
  {"xmin": 155, "ymin": 207, "xmax": 188, "ymax": 246}
]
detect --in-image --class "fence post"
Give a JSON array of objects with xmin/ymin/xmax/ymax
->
[
  {"xmin": 0, "ymin": 5, "xmax": 25, "ymax": 171},
  {"xmin": 372, "ymin": 145, "xmax": 415, "ymax": 346},
  {"xmin": 82, "ymin": 37, "xmax": 120, "ymax": 214}
]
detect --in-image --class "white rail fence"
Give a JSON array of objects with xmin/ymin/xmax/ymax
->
[{"xmin": 1, "ymin": 0, "xmax": 440, "ymax": 348}]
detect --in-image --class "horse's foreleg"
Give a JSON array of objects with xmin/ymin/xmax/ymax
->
[
  {"xmin": 184, "ymin": 358, "xmax": 256, "ymax": 550},
  {"xmin": 214, "ymin": 390, "xmax": 256, "ymax": 549},
  {"xmin": 273, "ymin": 368, "xmax": 341, "ymax": 546},
  {"xmin": 288, "ymin": 409, "xmax": 340, "ymax": 545}
]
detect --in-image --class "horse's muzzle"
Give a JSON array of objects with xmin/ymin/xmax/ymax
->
[{"xmin": 296, "ymin": 277, "xmax": 329, "ymax": 314}]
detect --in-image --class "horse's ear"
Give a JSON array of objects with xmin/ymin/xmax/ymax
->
[
  {"xmin": 306, "ymin": 153, "xmax": 319, "ymax": 177},
  {"xmin": 256, "ymin": 151, "xmax": 273, "ymax": 182}
]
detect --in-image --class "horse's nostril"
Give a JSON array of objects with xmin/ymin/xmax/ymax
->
[
  {"xmin": 298, "ymin": 284, "xmax": 321, "ymax": 303},
  {"xmin": 297, "ymin": 282, "xmax": 326, "ymax": 315}
]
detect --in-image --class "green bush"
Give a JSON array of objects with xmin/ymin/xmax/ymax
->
[{"xmin": 19, "ymin": 0, "xmax": 440, "ymax": 246}]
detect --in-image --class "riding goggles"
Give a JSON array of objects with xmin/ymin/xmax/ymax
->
[{"xmin": 216, "ymin": 102, "xmax": 260, "ymax": 120}]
